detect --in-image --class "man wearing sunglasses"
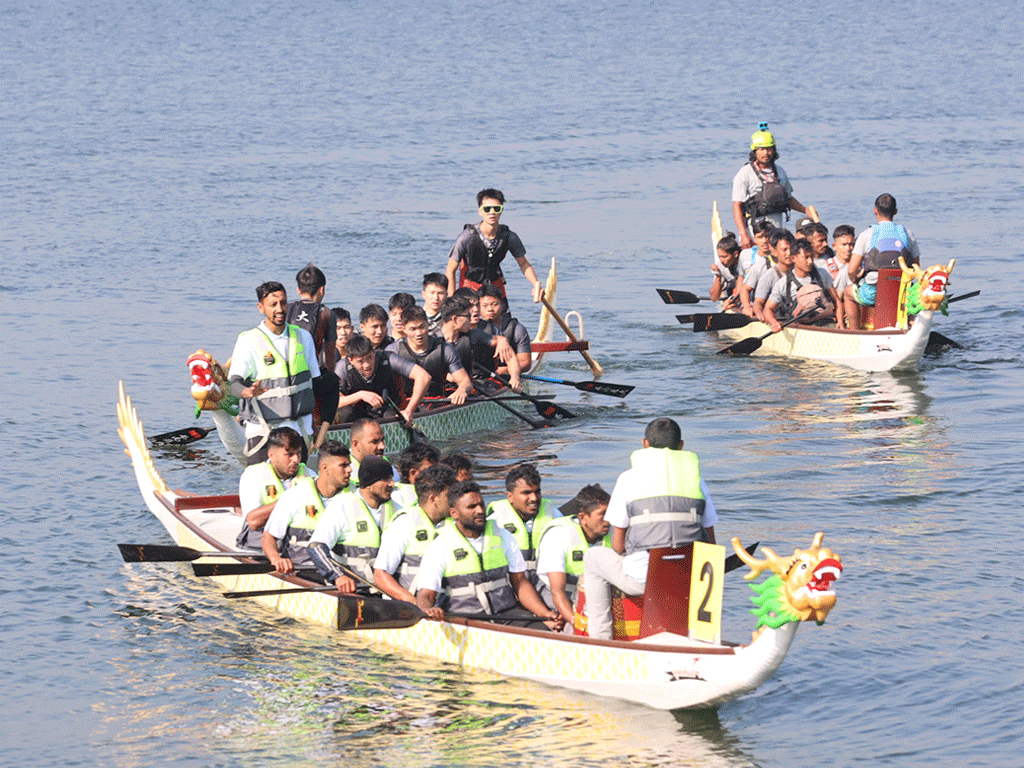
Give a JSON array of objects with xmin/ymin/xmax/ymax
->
[{"xmin": 444, "ymin": 188, "xmax": 544, "ymax": 306}]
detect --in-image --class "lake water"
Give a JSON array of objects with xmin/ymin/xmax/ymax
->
[{"xmin": 4, "ymin": 1, "xmax": 1023, "ymax": 766}]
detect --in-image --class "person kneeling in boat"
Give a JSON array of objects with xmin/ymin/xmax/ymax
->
[
  {"xmin": 762, "ymin": 238, "xmax": 839, "ymax": 332},
  {"xmin": 416, "ymin": 481, "xmax": 564, "ymax": 630},
  {"xmin": 392, "ymin": 441, "xmax": 441, "ymax": 509},
  {"xmin": 486, "ymin": 463, "xmax": 562, "ymax": 588},
  {"xmin": 387, "ymin": 306, "xmax": 474, "ymax": 405},
  {"xmin": 334, "ymin": 334, "xmax": 431, "ymax": 426},
  {"xmin": 236, "ymin": 427, "xmax": 313, "ymax": 550},
  {"xmin": 307, "ymin": 456, "xmax": 398, "ymax": 592},
  {"xmin": 261, "ymin": 441, "xmax": 352, "ymax": 579},
  {"xmin": 582, "ymin": 417, "xmax": 718, "ymax": 640},
  {"xmin": 373, "ymin": 464, "xmax": 457, "ymax": 618},
  {"xmin": 536, "ymin": 484, "xmax": 611, "ymax": 629}
]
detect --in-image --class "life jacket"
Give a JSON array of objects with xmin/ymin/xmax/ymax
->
[
  {"xmin": 339, "ymin": 351, "xmax": 401, "ymax": 408},
  {"xmin": 862, "ymin": 222, "xmax": 915, "ymax": 276},
  {"xmin": 486, "ymin": 499, "xmax": 560, "ymax": 586},
  {"xmin": 328, "ymin": 492, "xmax": 396, "ymax": 583},
  {"xmin": 286, "ymin": 299, "xmax": 327, "ymax": 358},
  {"xmin": 237, "ymin": 325, "xmax": 315, "ymax": 424},
  {"xmin": 437, "ymin": 519, "xmax": 517, "ymax": 614},
  {"xmin": 623, "ymin": 448, "xmax": 706, "ymax": 555},
  {"xmin": 535, "ymin": 516, "xmax": 604, "ymax": 607},
  {"xmin": 393, "ymin": 338, "xmax": 449, "ymax": 396},
  {"xmin": 270, "ymin": 475, "xmax": 327, "ymax": 565},
  {"xmin": 388, "ymin": 503, "xmax": 441, "ymax": 592},
  {"xmin": 236, "ymin": 462, "xmax": 312, "ymax": 549},
  {"xmin": 743, "ymin": 163, "xmax": 789, "ymax": 220},
  {"xmin": 779, "ymin": 267, "xmax": 834, "ymax": 324},
  {"xmin": 458, "ymin": 223, "xmax": 512, "ymax": 288},
  {"xmin": 391, "ymin": 482, "xmax": 417, "ymax": 511}
]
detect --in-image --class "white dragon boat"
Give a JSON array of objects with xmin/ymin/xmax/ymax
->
[{"xmin": 118, "ymin": 382, "xmax": 843, "ymax": 711}]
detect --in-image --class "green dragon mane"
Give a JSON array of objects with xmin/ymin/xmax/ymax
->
[
  {"xmin": 747, "ymin": 574, "xmax": 801, "ymax": 629},
  {"xmin": 905, "ymin": 282, "xmax": 949, "ymax": 316}
]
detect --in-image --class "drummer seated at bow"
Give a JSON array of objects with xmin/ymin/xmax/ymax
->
[
  {"xmin": 535, "ymin": 483, "xmax": 611, "ymax": 628},
  {"xmin": 373, "ymin": 464, "xmax": 457, "ymax": 618},
  {"xmin": 260, "ymin": 441, "xmax": 352, "ymax": 578},
  {"xmin": 334, "ymin": 334, "xmax": 431, "ymax": 426},
  {"xmin": 415, "ymin": 481, "xmax": 563, "ymax": 630},
  {"xmin": 387, "ymin": 306, "xmax": 473, "ymax": 405},
  {"xmin": 307, "ymin": 456, "xmax": 398, "ymax": 593},
  {"xmin": 485, "ymin": 463, "xmax": 562, "ymax": 588},
  {"xmin": 392, "ymin": 441, "xmax": 441, "ymax": 510},
  {"xmin": 762, "ymin": 238, "xmax": 839, "ymax": 332},
  {"xmin": 236, "ymin": 427, "xmax": 314, "ymax": 550},
  {"xmin": 477, "ymin": 284, "xmax": 533, "ymax": 374},
  {"xmin": 439, "ymin": 296, "xmax": 520, "ymax": 389}
]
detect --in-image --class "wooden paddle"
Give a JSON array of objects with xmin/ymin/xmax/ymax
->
[
  {"xmin": 475, "ymin": 366, "xmax": 576, "ymax": 420},
  {"xmin": 149, "ymin": 425, "xmax": 215, "ymax": 447},
  {"xmin": 717, "ymin": 309, "xmax": 817, "ymax": 356},
  {"xmin": 521, "ymin": 372, "xmax": 633, "ymax": 398},
  {"xmin": 469, "ymin": 383, "xmax": 548, "ymax": 429},
  {"xmin": 678, "ymin": 313, "xmax": 755, "ymax": 332},
  {"xmin": 539, "ymin": 295, "xmax": 604, "ymax": 376},
  {"xmin": 118, "ymin": 543, "xmax": 266, "ymax": 563}
]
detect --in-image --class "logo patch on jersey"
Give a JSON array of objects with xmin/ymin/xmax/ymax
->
[
  {"xmin": 415, "ymin": 530, "xmax": 430, "ymax": 542},
  {"xmin": 265, "ymin": 486, "xmax": 278, "ymax": 499},
  {"xmin": 357, "ymin": 521, "xmax": 368, "ymax": 533},
  {"xmin": 572, "ymin": 551, "xmax": 584, "ymax": 562},
  {"xmin": 504, "ymin": 523, "xmax": 517, "ymax": 533},
  {"xmin": 263, "ymin": 351, "xmax": 276, "ymax": 366},
  {"xmin": 453, "ymin": 548, "xmax": 468, "ymax": 560},
  {"xmin": 305, "ymin": 505, "xmax": 317, "ymax": 518}
]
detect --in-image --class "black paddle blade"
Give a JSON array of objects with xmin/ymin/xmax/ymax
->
[
  {"xmin": 576, "ymin": 380, "xmax": 634, "ymax": 398},
  {"xmin": 683, "ymin": 313, "xmax": 755, "ymax": 332},
  {"xmin": 925, "ymin": 331, "xmax": 963, "ymax": 355},
  {"xmin": 337, "ymin": 595, "xmax": 424, "ymax": 631},
  {"xmin": 119, "ymin": 543, "xmax": 203, "ymax": 562},
  {"xmin": 657, "ymin": 288, "xmax": 701, "ymax": 304},
  {"xmin": 149, "ymin": 425, "xmax": 214, "ymax": 447},
  {"xmin": 718, "ymin": 336, "xmax": 763, "ymax": 356},
  {"xmin": 724, "ymin": 541, "xmax": 759, "ymax": 573},
  {"xmin": 192, "ymin": 561, "xmax": 275, "ymax": 577},
  {"xmin": 533, "ymin": 399, "xmax": 576, "ymax": 420}
]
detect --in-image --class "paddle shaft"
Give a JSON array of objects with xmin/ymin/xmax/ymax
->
[
  {"xmin": 718, "ymin": 308, "xmax": 817, "ymax": 356},
  {"xmin": 946, "ymin": 289, "xmax": 979, "ymax": 304},
  {"xmin": 470, "ymin": 383, "xmax": 546, "ymax": 429},
  {"xmin": 118, "ymin": 543, "xmax": 266, "ymax": 563},
  {"xmin": 540, "ymin": 295, "xmax": 604, "ymax": 376},
  {"xmin": 476, "ymin": 366, "xmax": 575, "ymax": 420},
  {"xmin": 521, "ymin": 372, "xmax": 633, "ymax": 398}
]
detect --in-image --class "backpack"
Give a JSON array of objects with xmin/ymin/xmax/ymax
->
[{"xmin": 783, "ymin": 269, "xmax": 834, "ymax": 325}]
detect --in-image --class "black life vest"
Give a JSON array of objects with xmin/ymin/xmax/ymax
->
[
  {"xmin": 286, "ymin": 299, "xmax": 326, "ymax": 352},
  {"xmin": 743, "ymin": 163, "xmax": 789, "ymax": 219},
  {"xmin": 340, "ymin": 352, "xmax": 400, "ymax": 411},
  {"xmin": 393, "ymin": 338, "xmax": 449, "ymax": 396},
  {"xmin": 460, "ymin": 224, "xmax": 511, "ymax": 284}
]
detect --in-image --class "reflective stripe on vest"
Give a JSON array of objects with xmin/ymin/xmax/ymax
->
[
  {"xmin": 438, "ymin": 519, "xmax": 516, "ymax": 615},
  {"xmin": 485, "ymin": 499, "xmax": 559, "ymax": 580},
  {"xmin": 535, "ymin": 516, "xmax": 593, "ymax": 607},
  {"xmin": 390, "ymin": 503, "xmax": 440, "ymax": 592},
  {"xmin": 238, "ymin": 325, "xmax": 315, "ymax": 422},
  {"xmin": 236, "ymin": 462, "xmax": 311, "ymax": 549},
  {"xmin": 332, "ymin": 493, "xmax": 394, "ymax": 582},
  {"xmin": 624, "ymin": 448, "xmax": 706, "ymax": 555},
  {"xmin": 276, "ymin": 475, "xmax": 327, "ymax": 563}
]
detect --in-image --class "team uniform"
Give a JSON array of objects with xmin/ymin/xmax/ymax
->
[
  {"xmin": 448, "ymin": 223, "xmax": 527, "ymax": 296},
  {"xmin": 386, "ymin": 337, "xmax": 465, "ymax": 397},
  {"xmin": 486, "ymin": 499, "xmax": 562, "ymax": 587},
  {"xmin": 236, "ymin": 461, "xmax": 316, "ymax": 549},
  {"xmin": 373, "ymin": 503, "xmax": 442, "ymax": 594},
  {"xmin": 262, "ymin": 475, "xmax": 331, "ymax": 569},
  {"xmin": 307, "ymin": 491, "xmax": 397, "ymax": 584},
  {"xmin": 851, "ymin": 222, "xmax": 921, "ymax": 305},
  {"xmin": 534, "ymin": 517, "xmax": 609, "ymax": 610}
]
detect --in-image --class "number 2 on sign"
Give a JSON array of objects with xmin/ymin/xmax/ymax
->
[{"xmin": 688, "ymin": 541, "xmax": 724, "ymax": 643}]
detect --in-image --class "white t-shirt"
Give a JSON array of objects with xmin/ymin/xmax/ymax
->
[
  {"xmin": 238, "ymin": 464, "xmax": 317, "ymax": 516},
  {"xmin": 731, "ymin": 162, "xmax": 794, "ymax": 231},
  {"xmin": 309, "ymin": 490, "xmax": 386, "ymax": 549},
  {"xmin": 390, "ymin": 483, "xmax": 417, "ymax": 511},
  {"xmin": 535, "ymin": 523, "xmax": 573, "ymax": 591},
  {"xmin": 228, "ymin": 320, "xmax": 320, "ymax": 440},
  {"xmin": 605, "ymin": 472, "xmax": 719, "ymax": 586},
  {"xmin": 373, "ymin": 512, "xmax": 443, "ymax": 575},
  {"xmin": 417, "ymin": 526, "xmax": 525, "ymax": 594},
  {"xmin": 263, "ymin": 481, "xmax": 326, "ymax": 541}
]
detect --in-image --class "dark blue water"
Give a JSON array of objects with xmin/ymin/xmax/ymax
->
[{"xmin": 4, "ymin": 1, "xmax": 1023, "ymax": 765}]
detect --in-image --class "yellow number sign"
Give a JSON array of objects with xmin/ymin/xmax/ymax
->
[{"xmin": 688, "ymin": 541, "xmax": 724, "ymax": 643}]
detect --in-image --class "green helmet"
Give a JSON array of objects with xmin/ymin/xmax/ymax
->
[{"xmin": 750, "ymin": 128, "xmax": 776, "ymax": 150}]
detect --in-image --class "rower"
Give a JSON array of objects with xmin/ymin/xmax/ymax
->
[
  {"xmin": 439, "ymin": 296, "xmax": 520, "ymax": 388},
  {"xmin": 451, "ymin": 286, "xmax": 481, "ymax": 328},
  {"xmin": 444, "ymin": 188, "xmax": 544, "ymax": 306},
  {"xmin": 763, "ymin": 238, "xmax": 838, "ymax": 332},
  {"xmin": 582, "ymin": 417, "xmax": 719, "ymax": 640},
  {"xmin": 485, "ymin": 463, "xmax": 562, "ymax": 587},
  {"xmin": 236, "ymin": 426, "xmax": 313, "ymax": 550},
  {"xmin": 387, "ymin": 306, "xmax": 473, "ymax": 405},
  {"xmin": 709, "ymin": 233, "xmax": 742, "ymax": 309},
  {"xmin": 828, "ymin": 225, "xmax": 857, "ymax": 328},
  {"xmin": 347, "ymin": 418, "xmax": 397, "ymax": 491},
  {"xmin": 334, "ymin": 334, "xmax": 430, "ymax": 426},
  {"xmin": 421, "ymin": 272, "xmax": 448, "ymax": 335},
  {"xmin": 260, "ymin": 440, "xmax": 351, "ymax": 576},
  {"xmin": 307, "ymin": 455, "xmax": 398, "ymax": 591},
  {"xmin": 359, "ymin": 304, "xmax": 392, "ymax": 350},
  {"xmin": 535, "ymin": 483, "xmax": 611, "ymax": 627},
  {"xmin": 228, "ymin": 281, "xmax": 320, "ymax": 465},
  {"xmin": 286, "ymin": 263, "xmax": 339, "ymax": 426},
  {"xmin": 332, "ymin": 307, "xmax": 354, "ymax": 364},
  {"xmin": 477, "ymin": 284, "xmax": 533, "ymax": 374},
  {"xmin": 392, "ymin": 441, "xmax": 441, "ymax": 510},
  {"xmin": 415, "ymin": 481, "xmax": 563, "ymax": 630},
  {"xmin": 388, "ymin": 292, "xmax": 416, "ymax": 343},
  {"xmin": 373, "ymin": 463, "xmax": 457, "ymax": 617},
  {"xmin": 439, "ymin": 452, "xmax": 473, "ymax": 482},
  {"xmin": 737, "ymin": 220, "xmax": 776, "ymax": 317},
  {"xmin": 751, "ymin": 229, "xmax": 796, "ymax": 321}
]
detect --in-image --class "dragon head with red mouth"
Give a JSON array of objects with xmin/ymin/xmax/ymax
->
[
  {"xmin": 187, "ymin": 349, "xmax": 230, "ymax": 412},
  {"xmin": 899, "ymin": 257, "xmax": 956, "ymax": 312},
  {"xmin": 731, "ymin": 532, "xmax": 843, "ymax": 631}
]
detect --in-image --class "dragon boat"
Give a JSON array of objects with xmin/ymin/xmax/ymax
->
[
  {"xmin": 118, "ymin": 382, "xmax": 843, "ymax": 711},
  {"xmin": 183, "ymin": 259, "xmax": 595, "ymax": 462}
]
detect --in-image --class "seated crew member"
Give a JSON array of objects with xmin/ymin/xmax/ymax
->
[
  {"xmin": 332, "ymin": 307, "xmax": 354, "ymax": 365},
  {"xmin": 477, "ymin": 284, "xmax": 533, "ymax": 374},
  {"xmin": 731, "ymin": 122, "xmax": 811, "ymax": 250},
  {"xmin": 228, "ymin": 281, "xmax": 320, "ymax": 466},
  {"xmin": 334, "ymin": 334, "xmax": 430, "ymax": 426},
  {"xmin": 763, "ymin": 238, "xmax": 838, "ymax": 332},
  {"xmin": 346, "ymin": 417, "xmax": 395, "ymax": 491},
  {"xmin": 236, "ymin": 426, "xmax": 313, "ymax": 550},
  {"xmin": 261, "ymin": 440, "xmax": 352, "ymax": 576},
  {"xmin": 845, "ymin": 193, "xmax": 922, "ymax": 330},
  {"xmin": 388, "ymin": 292, "xmax": 416, "ymax": 343},
  {"xmin": 416, "ymin": 481, "xmax": 563, "ymax": 629},
  {"xmin": 392, "ymin": 441, "xmax": 441, "ymax": 510},
  {"xmin": 387, "ymin": 306, "xmax": 473, "ymax": 405},
  {"xmin": 485, "ymin": 463, "xmax": 562, "ymax": 587},
  {"xmin": 709, "ymin": 232, "xmax": 743, "ymax": 308},
  {"xmin": 359, "ymin": 303, "xmax": 393, "ymax": 350},
  {"xmin": 535, "ymin": 484, "xmax": 611, "ymax": 627},
  {"xmin": 797, "ymin": 221, "xmax": 834, "ymax": 275},
  {"xmin": 752, "ymin": 229, "xmax": 796, "ymax": 321},
  {"xmin": 439, "ymin": 451, "xmax": 474, "ymax": 482},
  {"xmin": 439, "ymin": 296, "xmax": 520, "ymax": 387},
  {"xmin": 444, "ymin": 188, "xmax": 544, "ymax": 306},
  {"xmin": 452, "ymin": 286, "xmax": 481, "ymax": 328},
  {"xmin": 421, "ymin": 272, "xmax": 448, "ymax": 335},
  {"xmin": 286, "ymin": 263, "xmax": 339, "ymax": 426},
  {"xmin": 828, "ymin": 225, "xmax": 856, "ymax": 328},
  {"xmin": 582, "ymin": 417, "xmax": 719, "ymax": 640},
  {"xmin": 373, "ymin": 463, "xmax": 457, "ymax": 616},
  {"xmin": 737, "ymin": 221, "xmax": 776, "ymax": 317},
  {"xmin": 307, "ymin": 455, "xmax": 398, "ymax": 590}
]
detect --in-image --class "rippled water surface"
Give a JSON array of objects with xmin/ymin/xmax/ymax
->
[{"xmin": 4, "ymin": 1, "xmax": 1023, "ymax": 766}]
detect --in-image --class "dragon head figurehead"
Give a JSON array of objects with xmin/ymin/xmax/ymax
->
[
  {"xmin": 187, "ymin": 349, "xmax": 235, "ymax": 414},
  {"xmin": 899, "ymin": 257, "xmax": 956, "ymax": 312},
  {"xmin": 731, "ymin": 533, "xmax": 842, "ymax": 634}
]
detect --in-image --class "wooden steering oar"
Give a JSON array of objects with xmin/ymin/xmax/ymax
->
[
  {"xmin": 539, "ymin": 295, "xmax": 604, "ymax": 376},
  {"xmin": 718, "ymin": 309, "xmax": 818, "ymax": 356}
]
